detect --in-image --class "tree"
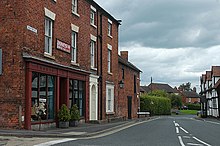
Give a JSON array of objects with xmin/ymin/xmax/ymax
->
[
  {"xmin": 169, "ymin": 94, "xmax": 182, "ymax": 109},
  {"xmin": 178, "ymin": 82, "xmax": 192, "ymax": 91}
]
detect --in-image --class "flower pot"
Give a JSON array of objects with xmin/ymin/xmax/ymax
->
[
  {"xmin": 69, "ymin": 120, "xmax": 79, "ymax": 127},
  {"xmin": 59, "ymin": 121, "xmax": 69, "ymax": 128}
]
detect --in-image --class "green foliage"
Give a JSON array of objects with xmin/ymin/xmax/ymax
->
[
  {"xmin": 58, "ymin": 104, "xmax": 70, "ymax": 122},
  {"xmin": 70, "ymin": 104, "xmax": 80, "ymax": 121},
  {"xmin": 140, "ymin": 94, "xmax": 171, "ymax": 115},
  {"xmin": 148, "ymin": 90, "xmax": 169, "ymax": 98},
  {"xmin": 169, "ymin": 94, "xmax": 182, "ymax": 108},
  {"xmin": 179, "ymin": 82, "xmax": 191, "ymax": 91},
  {"xmin": 185, "ymin": 103, "xmax": 201, "ymax": 110}
]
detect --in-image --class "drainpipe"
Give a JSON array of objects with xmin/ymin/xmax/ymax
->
[{"xmin": 98, "ymin": 13, "xmax": 103, "ymax": 120}]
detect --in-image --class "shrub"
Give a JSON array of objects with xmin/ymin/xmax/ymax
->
[
  {"xmin": 185, "ymin": 103, "xmax": 201, "ymax": 110},
  {"xmin": 140, "ymin": 95, "xmax": 171, "ymax": 115},
  {"xmin": 57, "ymin": 104, "xmax": 70, "ymax": 122},
  {"xmin": 70, "ymin": 104, "xmax": 80, "ymax": 121}
]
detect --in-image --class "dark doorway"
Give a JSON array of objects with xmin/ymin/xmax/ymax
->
[
  {"xmin": 59, "ymin": 77, "xmax": 67, "ymax": 107},
  {"xmin": 127, "ymin": 96, "xmax": 132, "ymax": 119}
]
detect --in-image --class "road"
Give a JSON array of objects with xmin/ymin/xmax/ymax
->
[
  {"xmin": 2, "ymin": 115, "xmax": 220, "ymax": 146},
  {"xmin": 46, "ymin": 116, "xmax": 219, "ymax": 146}
]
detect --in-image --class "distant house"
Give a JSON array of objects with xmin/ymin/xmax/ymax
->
[
  {"xmin": 180, "ymin": 90, "xmax": 200, "ymax": 104},
  {"xmin": 140, "ymin": 86, "xmax": 151, "ymax": 95},
  {"xmin": 140, "ymin": 83, "xmax": 179, "ymax": 95},
  {"xmin": 148, "ymin": 83, "xmax": 178, "ymax": 94},
  {"xmin": 200, "ymin": 66, "xmax": 220, "ymax": 118}
]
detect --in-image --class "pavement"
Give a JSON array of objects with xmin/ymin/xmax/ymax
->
[{"xmin": 0, "ymin": 117, "xmax": 152, "ymax": 138}]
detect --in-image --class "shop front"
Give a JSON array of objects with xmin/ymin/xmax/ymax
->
[{"xmin": 24, "ymin": 55, "xmax": 89, "ymax": 130}]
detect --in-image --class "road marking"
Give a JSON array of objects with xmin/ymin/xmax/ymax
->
[
  {"xmin": 187, "ymin": 143, "xmax": 203, "ymax": 146},
  {"xmin": 183, "ymin": 136, "xmax": 191, "ymax": 139},
  {"xmin": 193, "ymin": 137, "xmax": 212, "ymax": 146},
  {"xmin": 206, "ymin": 121, "xmax": 220, "ymax": 125},
  {"xmin": 180, "ymin": 127, "xmax": 189, "ymax": 134},
  {"xmin": 175, "ymin": 123, "xmax": 180, "ymax": 127},
  {"xmin": 178, "ymin": 136, "xmax": 185, "ymax": 146},
  {"xmin": 34, "ymin": 138, "xmax": 76, "ymax": 146},
  {"xmin": 176, "ymin": 127, "xmax": 179, "ymax": 133}
]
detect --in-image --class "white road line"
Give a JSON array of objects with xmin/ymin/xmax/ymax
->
[
  {"xmin": 193, "ymin": 137, "xmax": 212, "ymax": 146},
  {"xmin": 182, "ymin": 136, "xmax": 191, "ymax": 139},
  {"xmin": 34, "ymin": 138, "xmax": 76, "ymax": 146},
  {"xmin": 187, "ymin": 143, "xmax": 203, "ymax": 146},
  {"xmin": 176, "ymin": 127, "xmax": 179, "ymax": 134},
  {"xmin": 206, "ymin": 121, "xmax": 220, "ymax": 125},
  {"xmin": 178, "ymin": 136, "xmax": 185, "ymax": 146},
  {"xmin": 180, "ymin": 127, "xmax": 189, "ymax": 134},
  {"xmin": 175, "ymin": 123, "xmax": 180, "ymax": 127}
]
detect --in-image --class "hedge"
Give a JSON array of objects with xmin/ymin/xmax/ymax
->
[
  {"xmin": 140, "ymin": 95, "xmax": 171, "ymax": 115},
  {"xmin": 185, "ymin": 103, "xmax": 201, "ymax": 110}
]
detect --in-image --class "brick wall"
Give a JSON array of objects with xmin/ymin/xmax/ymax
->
[
  {"xmin": 0, "ymin": 0, "xmax": 121, "ymax": 128},
  {"xmin": 118, "ymin": 61, "xmax": 140, "ymax": 119}
]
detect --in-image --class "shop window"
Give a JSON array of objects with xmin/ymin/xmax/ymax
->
[
  {"xmin": 31, "ymin": 72, "xmax": 55, "ymax": 122},
  {"xmin": 69, "ymin": 80, "xmax": 85, "ymax": 117}
]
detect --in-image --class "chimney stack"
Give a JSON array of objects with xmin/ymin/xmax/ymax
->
[{"xmin": 120, "ymin": 51, "xmax": 128, "ymax": 61}]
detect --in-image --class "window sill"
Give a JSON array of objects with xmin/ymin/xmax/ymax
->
[
  {"xmin": 72, "ymin": 11, "xmax": 80, "ymax": 17},
  {"xmin": 91, "ymin": 67, "xmax": 97, "ymax": 71},
  {"xmin": 108, "ymin": 35, "xmax": 113, "ymax": 39},
  {"xmin": 106, "ymin": 112, "xmax": 115, "ymax": 115},
  {"xmin": 90, "ymin": 23, "xmax": 97, "ymax": 29},
  {"xmin": 71, "ymin": 61, "xmax": 79, "ymax": 66},
  {"xmin": 44, "ymin": 52, "xmax": 55, "ymax": 60}
]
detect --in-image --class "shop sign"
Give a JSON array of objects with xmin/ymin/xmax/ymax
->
[
  {"xmin": 56, "ymin": 39, "xmax": 71, "ymax": 53},
  {"xmin": 0, "ymin": 49, "xmax": 2, "ymax": 75}
]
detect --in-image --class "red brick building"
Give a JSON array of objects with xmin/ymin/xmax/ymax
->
[
  {"xmin": 118, "ymin": 51, "xmax": 141, "ymax": 119},
  {"xmin": 0, "ymin": 0, "xmax": 137, "ymax": 130}
]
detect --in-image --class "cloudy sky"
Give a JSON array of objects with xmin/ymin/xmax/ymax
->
[{"xmin": 95, "ymin": 0, "xmax": 220, "ymax": 90}]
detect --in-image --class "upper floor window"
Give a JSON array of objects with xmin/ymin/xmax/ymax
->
[
  {"xmin": 107, "ymin": 44, "xmax": 112, "ymax": 73},
  {"xmin": 45, "ymin": 18, "xmax": 53, "ymax": 55},
  {"xmin": 122, "ymin": 68, "xmax": 125, "ymax": 80},
  {"xmin": 90, "ymin": 34, "xmax": 97, "ymax": 69},
  {"xmin": 108, "ymin": 50, "xmax": 111, "ymax": 73},
  {"xmin": 90, "ymin": 5, "xmax": 96, "ymax": 27},
  {"xmin": 44, "ymin": 8, "xmax": 56, "ymax": 57},
  {"xmin": 71, "ymin": 31, "xmax": 77, "ymax": 63},
  {"xmin": 90, "ymin": 40, "xmax": 95, "ymax": 68},
  {"xmin": 108, "ymin": 19, "xmax": 112, "ymax": 37},
  {"xmin": 134, "ymin": 75, "xmax": 137, "ymax": 93},
  {"xmin": 72, "ymin": 0, "xmax": 78, "ymax": 16}
]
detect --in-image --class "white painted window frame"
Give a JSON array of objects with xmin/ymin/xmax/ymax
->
[
  {"xmin": 44, "ymin": 8, "xmax": 56, "ymax": 56},
  {"xmin": 108, "ymin": 19, "xmax": 112, "ymax": 38},
  {"xmin": 107, "ymin": 44, "xmax": 112, "ymax": 73},
  {"xmin": 106, "ymin": 84, "xmax": 114, "ymax": 113}
]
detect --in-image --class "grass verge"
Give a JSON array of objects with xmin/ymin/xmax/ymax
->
[{"xmin": 180, "ymin": 110, "xmax": 197, "ymax": 115}]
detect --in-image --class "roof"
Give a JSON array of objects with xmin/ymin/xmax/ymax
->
[
  {"xmin": 182, "ymin": 91, "xmax": 200, "ymax": 98},
  {"xmin": 206, "ymin": 71, "xmax": 212, "ymax": 81},
  {"xmin": 212, "ymin": 66, "xmax": 220, "ymax": 77},
  {"xmin": 200, "ymin": 74, "xmax": 206, "ymax": 84},
  {"xmin": 118, "ymin": 55, "xmax": 142, "ymax": 73},
  {"xmin": 148, "ymin": 83, "xmax": 178, "ymax": 93},
  {"xmin": 140, "ymin": 86, "xmax": 151, "ymax": 93}
]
